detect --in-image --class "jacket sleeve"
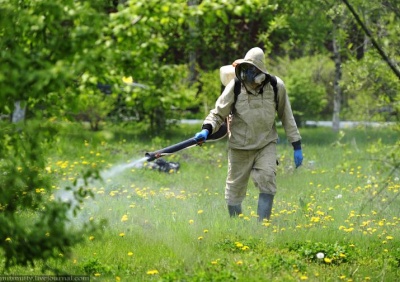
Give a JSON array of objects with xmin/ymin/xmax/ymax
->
[
  {"xmin": 202, "ymin": 79, "xmax": 236, "ymax": 134},
  {"xmin": 276, "ymin": 77, "xmax": 302, "ymax": 144}
]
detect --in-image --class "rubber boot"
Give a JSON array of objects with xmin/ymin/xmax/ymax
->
[
  {"xmin": 228, "ymin": 204, "xmax": 242, "ymax": 217},
  {"xmin": 257, "ymin": 193, "xmax": 274, "ymax": 222}
]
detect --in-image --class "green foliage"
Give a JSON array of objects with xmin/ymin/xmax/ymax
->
[
  {"xmin": 0, "ymin": 121, "xmax": 98, "ymax": 270},
  {"xmin": 0, "ymin": 0, "xmax": 114, "ymax": 116},
  {"xmin": 274, "ymin": 55, "xmax": 333, "ymax": 121},
  {"xmin": 197, "ymin": 69, "xmax": 221, "ymax": 117},
  {"xmin": 342, "ymin": 52, "xmax": 400, "ymax": 121}
]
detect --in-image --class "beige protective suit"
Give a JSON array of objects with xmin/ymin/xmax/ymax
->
[{"xmin": 201, "ymin": 47, "xmax": 301, "ymax": 216}]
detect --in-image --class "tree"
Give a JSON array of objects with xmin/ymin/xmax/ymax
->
[{"xmin": 0, "ymin": 0, "xmax": 115, "ymax": 269}]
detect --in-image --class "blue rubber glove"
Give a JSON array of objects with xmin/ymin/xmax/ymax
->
[
  {"xmin": 194, "ymin": 129, "xmax": 209, "ymax": 142},
  {"xmin": 294, "ymin": 149, "xmax": 303, "ymax": 168}
]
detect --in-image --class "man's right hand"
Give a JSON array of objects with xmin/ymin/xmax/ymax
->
[{"xmin": 194, "ymin": 129, "xmax": 209, "ymax": 142}]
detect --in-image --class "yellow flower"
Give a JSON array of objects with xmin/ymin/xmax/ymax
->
[
  {"xmin": 189, "ymin": 219, "xmax": 194, "ymax": 224},
  {"xmin": 89, "ymin": 236, "xmax": 95, "ymax": 241},
  {"xmin": 121, "ymin": 214, "xmax": 128, "ymax": 222},
  {"xmin": 116, "ymin": 276, "xmax": 121, "ymax": 281},
  {"xmin": 119, "ymin": 232, "xmax": 125, "ymax": 237},
  {"xmin": 197, "ymin": 210, "xmax": 204, "ymax": 214},
  {"xmin": 198, "ymin": 236, "xmax": 203, "ymax": 240},
  {"xmin": 300, "ymin": 275, "xmax": 308, "ymax": 280},
  {"xmin": 235, "ymin": 242, "xmax": 243, "ymax": 248},
  {"xmin": 324, "ymin": 257, "xmax": 332, "ymax": 263},
  {"xmin": 203, "ymin": 229, "xmax": 209, "ymax": 233},
  {"xmin": 128, "ymin": 252, "xmax": 133, "ymax": 256},
  {"xmin": 94, "ymin": 273, "xmax": 101, "ymax": 277},
  {"xmin": 5, "ymin": 237, "xmax": 11, "ymax": 242},
  {"xmin": 211, "ymin": 260, "xmax": 218, "ymax": 265},
  {"xmin": 241, "ymin": 246, "xmax": 250, "ymax": 251},
  {"xmin": 386, "ymin": 236, "xmax": 394, "ymax": 240},
  {"xmin": 236, "ymin": 260, "xmax": 243, "ymax": 265},
  {"xmin": 146, "ymin": 270, "xmax": 159, "ymax": 275}
]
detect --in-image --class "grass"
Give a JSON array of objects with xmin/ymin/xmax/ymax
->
[{"xmin": 2, "ymin": 122, "xmax": 399, "ymax": 281}]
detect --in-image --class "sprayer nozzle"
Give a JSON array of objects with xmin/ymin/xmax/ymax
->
[{"xmin": 145, "ymin": 152, "xmax": 157, "ymax": 162}]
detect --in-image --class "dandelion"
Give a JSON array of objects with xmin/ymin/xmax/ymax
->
[
  {"xmin": 89, "ymin": 236, "xmax": 95, "ymax": 241},
  {"xmin": 128, "ymin": 252, "xmax": 133, "ymax": 256},
  {"xmin": 116, "ymin": 276, "xmax": 121, "ymax": 281},
  {"xmin": 197, "ymin": 210, "xmax": 204, "ymax": 214},
  {"xmin": 310, "ymin": 217, "xmax": 320, "ymax": 223},
  {"xmin": 189, "ymin": 219, "xmax": 194, "ymax": 224},
  {"xmin": 121, "ymin": 214, "xmax": 128, "ymax": 222},
  {"xmin": 235, "ymin": 242, "xmax": 243, "ymax": 248},
  {"xmin": 203, "ymin": 229, "xmax": 209, "ymax": 233},
  {"xmin": 241, "ymin": 246, "xmax": 250, "ymax": 251},
  {"xmin": 146, "ymin": 270, "xmax": 159, "ymax": 275},
  {"xmin": 386, "ymin": 236, "xmax": 393, "ymax": 240},
  {"xmin": 94, "ymin": 273, "xmax": 101, "ymax": 277},
  {"xmin": 5, "ymin": 237, "xmax": 11, "ymax": 242},
  {"xmin": 300, "ymin": 275, "xmax": 308, "ymax": 280},
  {"xmin": 236, "ymin": 260, "xmax": 243, "ymax": 265},
  {"xmin": 211, "ymin": 260, "xmax": 218, "ymax": 265},
  {"xmin": 119, "ymin": 233, "xmax": 125, "ymax": 237},
  {"xmin": 324, "ymin": 257, "xmax": 332, "ymax": 264},
  {"xmin": 198, "ymin": 236, "xmax": 203, "ymax": 241}
]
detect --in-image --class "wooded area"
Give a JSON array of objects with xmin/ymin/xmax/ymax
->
[
  {"xmin": 1, "ymin": 0, "xmax": 399, "ymax": 131},
  {"xmin": 0, "ymin": 0, "xmax": 399, "ymax": 270}
]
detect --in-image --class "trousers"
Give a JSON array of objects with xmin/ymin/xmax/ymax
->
[{"xmin": 225, "ymin": 142, "xmax": 277, "ymax": 205}]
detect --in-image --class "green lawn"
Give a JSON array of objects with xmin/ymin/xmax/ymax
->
[{"xmin": 2, "ymin": 123, "xmax": 399, "ymax": 281}]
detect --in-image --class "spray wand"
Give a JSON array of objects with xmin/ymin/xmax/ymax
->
[{"xmin": 145, "ymin": 123, "xmax": 227, "ymax": 162}]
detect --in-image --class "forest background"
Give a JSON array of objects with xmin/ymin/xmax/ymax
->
[{"xmin": 0, "ymin": 0, "xmax": 399, "ymax": 277}]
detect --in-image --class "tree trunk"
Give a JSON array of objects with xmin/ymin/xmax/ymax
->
[
  {"xmin": 332, "ymin": 33, "xmax": 342, "ymax": 132},
  {"xmin": 11, "ymin": 101, "xmax": 26, "ymax": 123},
  {"xmin": 188, "ymin": 0, "xmax": 199, "ymax": 85}
]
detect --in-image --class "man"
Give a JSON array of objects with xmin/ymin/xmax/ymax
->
[{"xmin": 194, "ymin": 47, "xmax": 303, "ymax": 222}]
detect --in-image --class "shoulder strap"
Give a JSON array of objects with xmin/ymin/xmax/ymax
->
[
  {"xmin": 234, "ymin": 77, "xmax": 241, "ymax": 99},
  {"xmin": 231, "ymin": 77, "xmax": 241, "ymax": 114},
  {"xmin": 269, "ymin": 75, "xmax": 278, "ymax": 111}
]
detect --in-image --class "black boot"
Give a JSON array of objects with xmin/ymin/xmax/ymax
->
[
  {"xmin": 257, "ymin": 193, "xmax": 274, "ymax": 222},
  {"xmin": 228, "ymin": 204, "xmax": 242, "ymax": 217}
]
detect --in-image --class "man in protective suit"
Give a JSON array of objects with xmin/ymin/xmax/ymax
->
[{"xmin": 194, "ymin": 47, "xmax": 303, "ymax": 222}]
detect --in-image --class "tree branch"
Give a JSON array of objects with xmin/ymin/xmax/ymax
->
[{"xmin": 341, "ymin": 0, "xmax": 400, "ymax": 80}]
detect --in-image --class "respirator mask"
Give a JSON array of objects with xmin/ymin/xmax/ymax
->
[{"xmin": 236, "ymin": 63, "xmax": 266, "ymax": 89}]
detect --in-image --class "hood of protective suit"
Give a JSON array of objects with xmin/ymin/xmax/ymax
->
[{"xmin": 233, "ymin": 47, "xmax": 269, "ymax": 75}]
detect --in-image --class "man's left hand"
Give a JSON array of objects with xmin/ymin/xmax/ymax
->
[{"xmin": 294, "ymin": 149, "xmax": 303, "ymax": 168}]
